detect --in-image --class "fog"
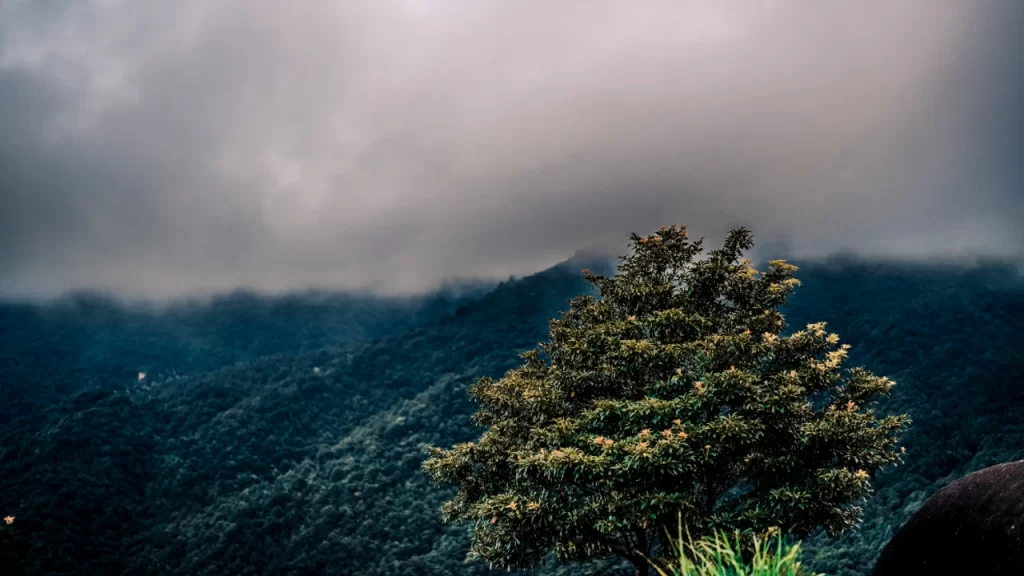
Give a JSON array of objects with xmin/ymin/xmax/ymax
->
[{"xmin": 1, "ymin": 0, "xmax": 1021, "ymax": 299}]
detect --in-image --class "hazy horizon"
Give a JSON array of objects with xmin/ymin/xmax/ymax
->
[
  {"xmin": 2, "ymin": 1, "xmax": 1022, "ymax": 299},
  {"xmin": 4, "ymin": 245, "xmax": 1022, "ymax": 307}
]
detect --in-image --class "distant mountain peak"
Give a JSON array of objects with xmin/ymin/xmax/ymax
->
[{"xmin": 561, "ymin": 246, "xmax": 617, "ymax": 272}]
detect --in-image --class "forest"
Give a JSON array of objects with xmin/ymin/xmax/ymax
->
[{"xmin": 0, "ymin": 253, "xmax": 1022, "ymax": 575}]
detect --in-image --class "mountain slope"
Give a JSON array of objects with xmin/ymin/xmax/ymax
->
[
  {"xmin": 0, "ymin": 286, "xmax": 490, "ymax": 422},
  {"xmin": 781, "ymin": 260, "xmax": 1024, "ymax": 575},
  {"xmin": 0, "ymin": 257, "xmax": 1022, "ymax": 575},
  {"xmin": 0, "ymin": 254, "xmax": 610, "ymax": 575}
]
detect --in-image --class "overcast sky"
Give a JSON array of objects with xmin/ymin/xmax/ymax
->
[{"xmin": 1, "ymin": 1, "xmax": 1021, "ymax": 299}]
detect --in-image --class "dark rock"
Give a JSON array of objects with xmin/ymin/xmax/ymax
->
[{"xmin": 873, "ymin": 460, "xmax": 1024, "ymax": 575}]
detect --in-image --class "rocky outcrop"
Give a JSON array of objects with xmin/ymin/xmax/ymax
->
[{"xmin": 873, "ymin": 460, "xmax": 1024, "ymax": 575}]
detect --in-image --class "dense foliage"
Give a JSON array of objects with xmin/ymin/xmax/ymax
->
[
  {"xmin": 425, "ymin": 227, "xmax": 907, "ymax": 574},
  {"xmin": 0, "ymin": 254, "xmax": 608, "ymax": 575},
  {"xmin": 0, "ymin": 249, "xmax": 1020, "ymax": 575},
  {"xmin": 788, "ymin": 259, "xmax": 1024, "ymax": 575},
  {"xmin": 0, "ymin": 286, "xmax": 488, "ymax": 423}
]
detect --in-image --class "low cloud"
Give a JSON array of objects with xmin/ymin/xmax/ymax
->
[{"xmin": 1, "ymin": 0, "xmax": 1021, "ymax": 299}]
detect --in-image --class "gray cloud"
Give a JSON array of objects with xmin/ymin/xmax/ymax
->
[{"xmin": 1, "ymin": 0, "xmax": 1021, "ymax": 299}]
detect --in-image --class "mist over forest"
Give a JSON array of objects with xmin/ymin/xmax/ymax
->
[{"xmin": 2, "ymin": 1, "xmax": 1023, "ymax": 574}]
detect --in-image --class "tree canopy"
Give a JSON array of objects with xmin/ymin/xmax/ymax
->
[{"xmin": 424, "ymin": 225, "xmax": 910, "ymax": 575}]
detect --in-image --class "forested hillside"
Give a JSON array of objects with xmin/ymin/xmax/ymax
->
[
  {"xmin": 0, "ymin": 256, "xmax": 1021, "ymax": 575},
  {"xmin": 0, "ymin": 254, "xmax": 609, "ymax": 575},
  {"xmin": 0, "ymin": 285, "xmax": 490, "ymax": 421},
  {"xmin": 785, "ymin": 260, "xmax": 1024, "ymax": 575}
]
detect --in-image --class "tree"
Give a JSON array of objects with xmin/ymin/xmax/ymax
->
[{"xmin": 423, "ymin": 225, "xmax": 909, "ymax": 575}]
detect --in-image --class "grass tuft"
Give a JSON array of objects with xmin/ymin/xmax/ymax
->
[{"xmin": 646, "ymin": 517, "xmax": 822, "ymax": 576}]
